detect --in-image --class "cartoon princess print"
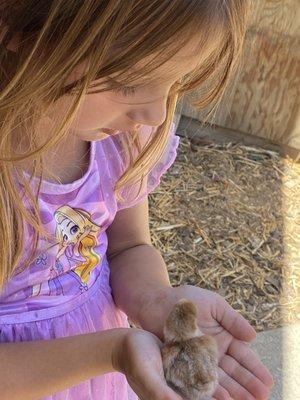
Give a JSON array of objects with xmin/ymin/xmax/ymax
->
[
  {"xmin": 54, "ymin": 205, "xmax": 101, "ymax": 283},
  {"xmin": 30, "ymin": 205, "xmax": 102, "ymax": 297}
]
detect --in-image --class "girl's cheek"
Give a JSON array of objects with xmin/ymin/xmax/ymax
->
[{"xmin": 69, "ymin": 94, "xmax": 121, "ymax": 130}]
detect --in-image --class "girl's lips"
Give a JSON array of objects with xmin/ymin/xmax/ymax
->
[
  {"xmin": 100, "ymin": 128, "xmax": 120, "ymax": 135},
  {"xmin": 100, "ymin": 124, "xmax": 142, "ymax": 134}
]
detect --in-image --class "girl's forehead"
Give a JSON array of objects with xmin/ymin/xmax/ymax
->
[{"xmin": 120, "ymin": 37, "xmax": 219, "ymax": 84}]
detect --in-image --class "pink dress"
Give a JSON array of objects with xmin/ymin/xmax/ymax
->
[{"xmin": 0, "ymin": 123, "xmax": 180, "ymax": 400}]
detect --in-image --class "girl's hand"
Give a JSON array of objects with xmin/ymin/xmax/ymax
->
[
  {"xmin": 112, "ymin": 328, "xmax": 183, "ymax": 400},
  {"xmin": 139, "ymin": 285, "xmax": 274, "ymax": 400}
]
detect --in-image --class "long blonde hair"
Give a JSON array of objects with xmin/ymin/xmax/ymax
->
[{"xmin": 0, "ymin": 0, "xmax": 251, "ymax": 289}]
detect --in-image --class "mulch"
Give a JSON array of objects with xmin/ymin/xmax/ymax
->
[{"xmin": 148, "ymin": 134, "xmax": 300, "ymax": 332}]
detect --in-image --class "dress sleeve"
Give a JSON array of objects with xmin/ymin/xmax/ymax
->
[{"xmin": 113, "ymin": 122, "xmax": 180, "ymax": 211}]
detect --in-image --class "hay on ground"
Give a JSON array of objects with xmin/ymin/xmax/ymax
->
[{"xmin": 148, "ymin": 135, "xmax": 300, "ymax": 332}]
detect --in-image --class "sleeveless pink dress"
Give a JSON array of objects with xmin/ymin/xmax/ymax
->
[{"xmin": 0, "ymin": 123, "xmax": 180, "ymax": 400}]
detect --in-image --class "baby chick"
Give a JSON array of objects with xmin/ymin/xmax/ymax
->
[{"xmin": 161, "ymin": 298, "xmax": 218, "ymax": 400}]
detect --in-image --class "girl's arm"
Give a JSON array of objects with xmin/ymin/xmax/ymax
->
[
  {"xmin": 0, "ymin": 328, "xmax": 129, "ymax": 400},
  {"xmin": 108, "ymin": 244, "xmax": 176, "ymax": 339},
  {"xmin": 107, "ymin": 198, "xmax": 175, "ymax": 339}
]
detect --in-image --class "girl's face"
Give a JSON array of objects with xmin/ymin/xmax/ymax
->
[{"xmin": 49, "ymin": 41, "xmax": 206, "ymax": 142}]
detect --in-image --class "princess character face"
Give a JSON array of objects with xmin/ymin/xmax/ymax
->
[{"xmin": 57, "ymin": 217, "xmax": 81, "ymax": 244}]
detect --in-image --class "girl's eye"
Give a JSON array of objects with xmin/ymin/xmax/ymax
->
[
  {"xmin": 112, "ymin": 85, "xmax": 137, "ymax": 97},
  {"xmin": 110, "ymin": 82, "xmax": 183, "ymax": 100}
]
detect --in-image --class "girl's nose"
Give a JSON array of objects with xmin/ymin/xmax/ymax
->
[{"xmin": 127, "ymin": 98, "xmax": 167, "ymax": 127}]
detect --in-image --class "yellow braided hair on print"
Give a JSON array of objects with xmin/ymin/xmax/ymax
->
[{"xmin": 75, "ymin": 234, "xmax": 100, "ymax": 284}]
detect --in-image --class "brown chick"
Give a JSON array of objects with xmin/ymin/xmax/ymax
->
[{"xmin": 161, "ymin": 298, "xmax": 218, "ymax": 400}]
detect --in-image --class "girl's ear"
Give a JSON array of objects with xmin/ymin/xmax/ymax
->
[
  {"xmin": 0, "ymin": 22, "xmax": 21, "ymax": 52},
  {"xmin": 5, "ymin": 32, "xmax": 21, "ymax": 52}
]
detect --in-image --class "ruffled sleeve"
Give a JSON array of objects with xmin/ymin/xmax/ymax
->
[{"xmin": 103, "ymin": 122, "xmax": 180, "ymax": 211}]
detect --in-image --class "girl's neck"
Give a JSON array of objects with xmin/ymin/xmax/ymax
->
[
  {"xmin": 39, "ymin": 137, "xmax": 91, "ymax": 184},
  {"xmin": 14, "ymin": 130, "xmax": 91, "ymax": 185}
]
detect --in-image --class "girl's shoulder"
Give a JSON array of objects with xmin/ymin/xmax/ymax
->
[{"xmin": 95, "ymin": 122, "xmax": 180, "ymax": 211}]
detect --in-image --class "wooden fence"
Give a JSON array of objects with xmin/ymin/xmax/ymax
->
[{"xmin": 177, "ymin": 0, "xmax": 300, "ymax": 150}]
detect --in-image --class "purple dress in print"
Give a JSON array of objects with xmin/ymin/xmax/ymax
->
[{"xmin": 0, "ymin": 123, "xmax": 180, "ymax": 400}]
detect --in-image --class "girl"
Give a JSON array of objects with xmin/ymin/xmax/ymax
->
[{"xmin": 0, "ymin": 1, "xmax": 273, "ymax": 400}]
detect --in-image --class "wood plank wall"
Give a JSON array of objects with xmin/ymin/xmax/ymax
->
[{"xmin": 179, "ymin": 0, "xmax": 300, "ymax": 150}]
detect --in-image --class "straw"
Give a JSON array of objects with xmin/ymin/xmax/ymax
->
[{"xmin": 147, "ymin": 135, "xmax": 299, "ymax": 332}]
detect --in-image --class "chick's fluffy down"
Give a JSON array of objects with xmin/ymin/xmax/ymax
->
[{"xmin": 162, "ymin": 334, "xmax": 218, "ymax": 400}]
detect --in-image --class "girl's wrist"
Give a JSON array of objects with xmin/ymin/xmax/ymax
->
[
  {"xmin": 93, "ymin": 328, "xmax": 132, "ymax": 374},
  {"xmin": 110, "ymin": 327, "xmax": 140, "ymax": 373},
  {"xmin": 136, "ymin": 286, "xmax": 177, "ymax": 341}
]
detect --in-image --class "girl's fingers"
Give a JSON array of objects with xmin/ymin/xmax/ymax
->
[
  {"xmin": 162, "ymin": 386, "xmax": 184, "ymax": 400},
  {"xmin": 212, "ymin": 382, "xmax": 231, "ymax": 400},
  {"xmin": 133, "ymin": 368, "xmax": 183, "ymax": 400},
  {"xmin": 149, "ymin": 383, "xmax": 183, "ymax": 400},
  {"xmin": 227, "ymin": 339, "xmax": 274, "ymax": 389},
  {"xmin": 219, "ymin": 353, "xmax": 271, "ymax": 400},
  {"xmin": 218, "ymin": 367, "xmax": 258, "ymax": 400},
  {"xmin": 216, "ymin": 297, "xmax": 257, "ymax": 342}
]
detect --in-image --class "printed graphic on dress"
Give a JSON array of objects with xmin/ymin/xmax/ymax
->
[{"xmin": 31, "ymin": 205, "xmax": 102, "ymax": 296}]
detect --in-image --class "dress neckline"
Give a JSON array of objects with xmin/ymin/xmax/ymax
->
[{"xmin": 21, "ymin": 140, "xmax": 96, "ymax": 195}]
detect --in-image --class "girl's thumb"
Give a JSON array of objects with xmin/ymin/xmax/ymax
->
[
  {"xmin": 162, "ymin": 386, "xmax": 184, "ymax": 400},
  {"xmin": 150, "ymin": 377, "xmax": 183, "ymax": 400}
]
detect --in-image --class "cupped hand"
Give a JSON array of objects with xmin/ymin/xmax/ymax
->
[
  {"xmin": 138, "ymin": 284, "xmax": 274, "ymax": 400},
  {"xmin": 113, "ymin": 328, "xmax": 183, "ymax": 400}
]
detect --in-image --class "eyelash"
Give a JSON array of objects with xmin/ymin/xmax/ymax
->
[
  {"xmin": 111, "ymin": 81, "xmax": 183, "ymax": 97},
  {"xmin": 112, "ymin": 85, "xmax": 137, "ymax": 97}
]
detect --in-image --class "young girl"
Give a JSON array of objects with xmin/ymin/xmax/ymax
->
[{"xmin": 0, "ymin": 1, "xmax": 273, "ymax": 400}]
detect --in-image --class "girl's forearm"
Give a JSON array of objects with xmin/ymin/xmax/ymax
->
[
  {"xmin": 0, "ymin": 328, "xmax": 129, "ymax": 400},
  {"xmin": 108, "ymin": 244, "xmax": 176, "ymax": 338}
]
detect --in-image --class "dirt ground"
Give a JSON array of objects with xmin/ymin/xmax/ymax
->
[{"xmin": 148, "ymin": 134, "xmax": 300, "ymax": 332}]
